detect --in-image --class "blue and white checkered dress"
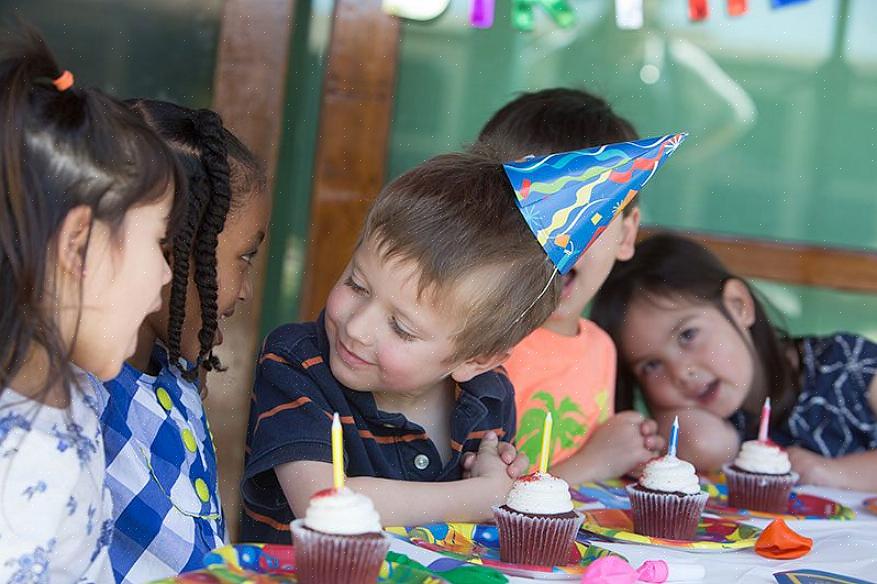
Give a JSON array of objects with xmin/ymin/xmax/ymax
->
[{"xmin": 100, "ymin": 344, "xmax": 225, "ymax": 583}]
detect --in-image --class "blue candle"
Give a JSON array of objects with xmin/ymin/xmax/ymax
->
[{"xmin": 668, "ymin": 416, "xmax": 679, "ymax": 457}]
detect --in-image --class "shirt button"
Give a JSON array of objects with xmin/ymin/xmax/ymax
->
[{"xmin": 414, "ymin": 454, "xmax": 430, "ymax": 470}]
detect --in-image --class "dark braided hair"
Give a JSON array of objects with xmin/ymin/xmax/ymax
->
[{"xmin": 127, "ymin": 99, "xmax": 264, "ymax": 381}]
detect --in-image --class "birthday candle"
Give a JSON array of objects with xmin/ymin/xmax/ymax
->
[
  {"xmin": 538, "ymin": 412, "xmax": 553, "ymax": 474},
  {"xmin": 331, "ymin": 412, "xmax": 344, "ymax": 489},
  {"xmin": 668, "ymin": 415, "xmax": 679, "ymax": 457},
  {"xmin": 758, "ymin": 397, "xmax": 772, "ymax": 442}
]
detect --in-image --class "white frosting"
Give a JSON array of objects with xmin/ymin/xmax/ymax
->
[
  {"xmin": 638, "ymin": 455, "xmax": 702, "ymax": 495},
  {"xmin": 303, "ymin": 487, "xmax": 382, "ymax": 535},
  {"xmin": 505, "ymin": 472, "xmax": 574, "ymax": 515},
  {"xmin": 734, "ymin": 440, "xmax": 792, "ymax": 475}
]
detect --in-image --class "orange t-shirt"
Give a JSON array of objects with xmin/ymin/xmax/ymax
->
[{"xmin": 505, "ymin": 318, "xmax": 616, "ymax": 469}]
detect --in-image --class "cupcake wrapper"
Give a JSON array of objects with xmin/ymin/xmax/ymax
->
[
  {"xmin": 492, "ymin": 505, "xmax": 584, "ymax": 567},
  {"xmin": 625, "ymin": 485, "xmax": 708, "ymax": 541},
  {"xmin": 723, "ymin": 464, "xmax": 799, "ymax": 514},
  {"xmin": 291, "ymin": 519, "xmax": 390, "ymax": 584}
]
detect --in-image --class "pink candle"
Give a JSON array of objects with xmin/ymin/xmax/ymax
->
[{"xmin": 758, "ymin": 397, "xmax": 772, "ymax": 442}]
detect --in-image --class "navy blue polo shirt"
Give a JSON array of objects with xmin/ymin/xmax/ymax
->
[{"xmin": 240, "ymin": 312, "xmax": 517, "ymax": 543}]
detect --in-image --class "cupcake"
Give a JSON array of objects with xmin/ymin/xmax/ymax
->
[
  {"xmin": 723, "ymin": 440, "xmax": 798, "ymax": 513},
  {"xmin": 626, "ymin": 455, "xmax": 708, "ymax": 541},
  {"xmin": 492, "ymin": 472, "xmax": 584, "ymax": 566},
  {"xmin": 290, "ymin": 487, "xmax": 390, "ymax": 584}
]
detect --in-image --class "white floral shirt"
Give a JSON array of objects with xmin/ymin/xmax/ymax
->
[{"xmin": 0, "ymin": 373, "xmax": 113, "ymax": 583}]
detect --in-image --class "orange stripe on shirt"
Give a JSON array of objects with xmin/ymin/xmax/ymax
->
[
  {"xmin": 358, "ymin": 429, "xmax": 428, "ymax": 444},
  {"xmin": 450, "ymin": 440, "xmax": 464, "ymax": 452},
  {"xmin": 301, "ymin": 356, "xmax": 323, "ymax": 369},
  {"xmin": 466, "ymin": 428, "xmax": 506, "ymax": 441},
  {"xmin": 243, "ymin": 503, "xmax": 290, "ymax": 532},
  {"xmin": 254, "ymin": 396, "xmax": 312, "ymax": 432},
  {"xmin": 260, "ymin": 353, "xmax": 290, "ymax": 365}
]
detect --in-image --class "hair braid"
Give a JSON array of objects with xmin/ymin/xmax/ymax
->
[{"xmin": 187, "ymin": 109, "xmax": 231, "ymax": 380}]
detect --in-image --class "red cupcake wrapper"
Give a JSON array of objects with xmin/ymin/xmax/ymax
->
[
  {"xmin": 291, "ymin": 519, "xmax": 390, "ymax": 584},
  {"xmin": 722, "ymin": 464, "xmax": 799, "ymax": 514},
  {"xmin": 625, "ymin": 485, "xmax": 708, "ymax": 541},
  {"xmin": 492, "ymin": 505, "xmax": 584, "ymax": 567}
]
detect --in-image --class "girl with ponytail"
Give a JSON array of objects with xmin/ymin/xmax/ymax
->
[
  {"xmin": 99, "ymin": 99, "xmax": 269, "ymax": 582},
  {"xmin": 0, "ymin": 26, "xmax": 184, "ymax": 581}
]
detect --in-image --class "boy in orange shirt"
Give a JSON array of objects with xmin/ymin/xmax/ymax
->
[{"xmin": 472, "ymin": 88, "xmax": 665, "ymax": 483}]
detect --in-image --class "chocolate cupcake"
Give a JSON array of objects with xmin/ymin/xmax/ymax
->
[
  {"xmin": 492, "ymin": 472, "xmax": 584, "ymax": 566},
  {"xmin": 626, "ymin": 455, "xmax": 708, "ymax": 541},
  {"xmin": 291, "ymin": 487, "xmax": 390, "ymax": 584},
  {"xmin": 723, "ymin": 440, "xmax": 798, "ymax": 513}
]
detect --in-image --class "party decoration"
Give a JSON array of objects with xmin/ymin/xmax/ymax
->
[
  {"xmin": 581, "ymin": 556, "xmax": 705, "ymax": 583},
  {"xmin": 386, "ymin": 522, "xmax": 621, "ymax": 579},
  {"xmin": 728, "ymin": 0, "xmax": 748, "ymax": 16},
  {"xmin": 503, "ymin": 134, "xmax": 686, "ymax": 275},
  {"xmin": 667, "ymin": 416, "xmax": 679, "ymax": 457},
  {"xmin": 332, "ymin": 412, "xmax": 344, "ymax": 490},
  {"xmin": 689, "ymin": 0, "xmax": 708, "ymax": 21},
  {"xmin": 511, "ymin": 0, "xmax": 575, "ymax": 32},
  {"xmin": 382, "ymin": 0, "xmax": 450, "ymax": 21},
  {"xmin": 772, "ymin": 0, "xmax": 810, "ymax": 7},
  {"xmin": 755, "ymin": 519, "xmax": 813, "ymax": 560},
  {"xmin": 538, "ymin": 411, "xmax": 553, "ymax": 473},
  {"xmin": 774, "ymin": 570, "xmax": 876, "ymax": 584},
  {"xmin": 758, "ymin": 397, "xmax": 771, "ymax": 442},
  {"xmin": 470, "ymin": 0, "xmax": 495, "ymax": 28},
  {"xmin": 579, "ymin": 509, "xmax": 761, "ymax": 552},
  {"xmin": 615, "ymin": 0, "xmax": 643, "ymax": 30}
]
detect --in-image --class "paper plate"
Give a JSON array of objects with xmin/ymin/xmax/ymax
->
[
  {"xmin": 579, "ymin": 509, "xmax": 761, "ymax": 553},
  {"xmin": 149, "ymin": 543, "xmax": 444, "ymax": 583},
  {"xmin": 863, "ymin": 497, "xmax": 877, "ymax": 516},
  {"xmin": 387, "ymin": 522, "xmax": 623, "ymax": 580},
  {"xmin": 701, "ymin": 473, "xmax": 855, "ymax": 520},
  {"xmin": 571, "ymin": 479, "xmax": 632, "ymax": 509}
]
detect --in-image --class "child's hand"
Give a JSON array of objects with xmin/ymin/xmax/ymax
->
[
  {"xmin": 461, "ymin": 440, "xmax": 529, "ymax": 479},
  {"xmin": 555, "ymin": 411, "xmax": 661, "ymax": 484},
  {"xmin": 465, "ymin": 432, "xmax": 519, "ymax": 492},
  {"xmin": 787, "ymin": 446, "xmax": 835, "ymax": 487}
]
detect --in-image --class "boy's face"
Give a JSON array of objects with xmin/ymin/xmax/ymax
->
[
  {"xmin": 546, "ymin": 208, "xmax": 640, "ymax": 328},
  {"xmin": 324, "ymin": 237, "xmax": 500, "ymax": 397}
]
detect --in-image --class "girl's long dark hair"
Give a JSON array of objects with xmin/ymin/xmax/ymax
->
[
  {"xmin": 591, "ymin": 233, "xmax": 798, "ymax": 430},
  {"xmin": 126, "ymin": 99, "xmax": 265, "ymax": 381},
  {"xmin": 0, "ymin": 25, "xmax": 185, "ymax": 402}
]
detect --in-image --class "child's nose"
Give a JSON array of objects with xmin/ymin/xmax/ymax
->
[{"xmin": 345, "ymin": 305, "xmax": 376, "ymax": 346}]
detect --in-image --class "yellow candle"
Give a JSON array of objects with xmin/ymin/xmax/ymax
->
[
  {"xmin": 538, "ymin": 411, "xmax": 553, "ymax": 474},
  {"xmin": 331, "ymin": 412, "xmax": 344, "ymax": 490}
]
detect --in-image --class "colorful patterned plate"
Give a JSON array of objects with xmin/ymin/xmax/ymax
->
[
  {"xmin": 863, "ymin": 497, "xmax": 877, "ymax": 516},
  {"xmin": 701, "ymin": 473, "xmax": 856, "ymax": 520},
  {"xmin": 387, "ymin": 522, "xmax": 623, "ymax": 580},
  {"xmin": 571, "ymin": 477, "xmax": 856, "ymax": 521},
  {"xmin": 149, "ymin": 543, "xmax": 445, "ymax": 584},
  {"xmin": 579, "ymin": 509, "xmax": 761, "ymax": 553}
]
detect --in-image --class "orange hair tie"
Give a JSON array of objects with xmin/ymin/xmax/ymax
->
[{"xmin": 52, "ymin": 70, "xmax": 74, "ymax": 92}]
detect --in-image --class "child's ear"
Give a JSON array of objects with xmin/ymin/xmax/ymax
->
[
  {"xmin": 450, "ymin": 350, "xmax": 511, "ymax": 383},
  {"xmin": 722, "ymin": 278, "xmax": 756, "ymax": 329},
  {"xmin": 56, "ymin": 205, "xmax": 93, "ymax": 278},
  {"xmin": 616, "ymin": 207, "xmax": 641, "ymax": 262}
]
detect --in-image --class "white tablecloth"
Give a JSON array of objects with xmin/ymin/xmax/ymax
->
[{"xmin": 389, "ymin": 485, "xmax": 877, "ymax": 583}]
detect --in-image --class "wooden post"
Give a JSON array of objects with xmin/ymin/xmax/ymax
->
[
  {"xmin": 298, "ymin": 0, "xmax": 401, "ymax": 319},
  {"xmin": 206, "ymin": 0, "xmax": 296, "ymax": 541}
]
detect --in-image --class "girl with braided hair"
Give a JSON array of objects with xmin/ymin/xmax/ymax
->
[{"xmin": 99, "ymin": 100, "xmax": 269, "ymax": 582}]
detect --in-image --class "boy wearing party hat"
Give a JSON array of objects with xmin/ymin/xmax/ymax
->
[
  {"xmin": 470, "ymin": 88, "xmax": 672, "ymax": 483},
  {"xmin": 241, "ymin": 134, "xmax": 681, "ymax": 543}
]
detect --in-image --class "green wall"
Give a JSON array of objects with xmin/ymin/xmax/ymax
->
[
  {"xmin": 0, "ymin": 0, "xmax": 222, "ymax": 106},
  {"xmin": 385, "ymin": 0, "xmax": 877, "ymax": 340}
]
